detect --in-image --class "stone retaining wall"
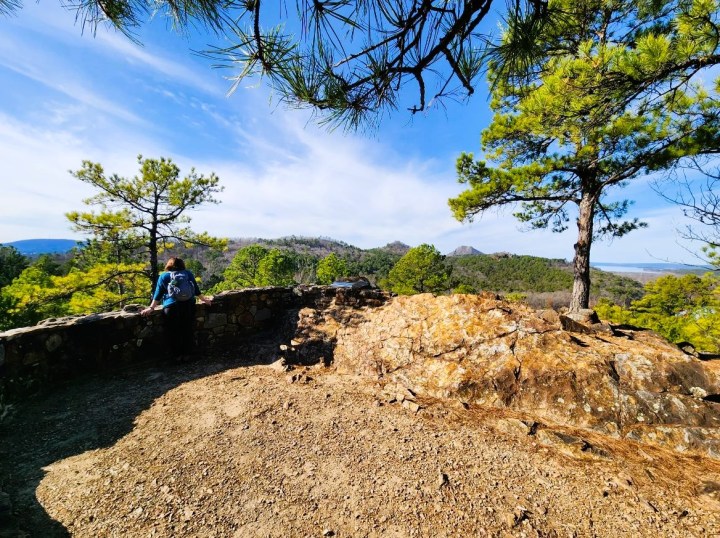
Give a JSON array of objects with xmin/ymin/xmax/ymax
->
[{"xmin": 0, "ymin": 285, "xmax": 389, "ymax": 401}]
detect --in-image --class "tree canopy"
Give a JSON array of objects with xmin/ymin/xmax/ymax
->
[
  {"xmin": 316, "ymin": 253, "xmax": 349, "ymax": 285},
  {"xmin": 0, "ymin": 0, "xmax": 555, "ymax": 128},
  {"xmin": 256, "ymin": 249, "xmax": 297, "ymax": 287},
  {"xmin": 386, "ymin": 243, "xmax": 450, "ymax": 295},
  {"xmin": 449, "ymin": 0, "xmax": 720, "ymax": 311},
  {"xmin": 212, "ymin": 245, "xmax": 297, "ymax": 291},
  {"xmin": 0, "ymin": 246, "xmax": 28, "ymax": 289},
  {"xmin": 67, "ymin": 156, "xmax": 226, "ymax": 290},
  {"xmin": 596, "ymin": 272, "xmax": 720, "ymax": 353}
]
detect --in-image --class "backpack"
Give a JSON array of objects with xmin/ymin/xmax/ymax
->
[{"xmin": 167, "ymin": 271, "xmax": 195, "ymax": 302}]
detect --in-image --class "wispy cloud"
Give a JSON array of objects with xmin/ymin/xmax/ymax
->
[
  {"xmin": 0, "ymin": 4, "xmax": 708, "ymax": 265},
  {"xmin": 94, "ymin": 31, "xmax": 223, "ymax": 95},
  {"xmin": 0, "ymin": 108, "xmax": 168, "ymax": 242},
  {"xmin": 0, "ymin": 34, "xmax": 146, "ymax": 125}
]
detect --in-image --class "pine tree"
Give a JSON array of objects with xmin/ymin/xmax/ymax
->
[{"xmin": 450, "ymin": 0, "xmax": 720, "ymax": 311}]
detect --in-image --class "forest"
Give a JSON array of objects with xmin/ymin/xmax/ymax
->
[{"xmin": 2, "ymin": 233, "xmax": 717, "ymax": 353}]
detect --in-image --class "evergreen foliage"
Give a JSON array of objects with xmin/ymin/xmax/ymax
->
[
  {"xmin": 596, "ymin": 273, "xmax": 720, "ymax": 352},
  {"xmin": 67, "ymin": 155, "xmax": 226, "ymax": 290},
  {"xmin": 348, "ymin": 248, "xmax": 402, "ymax": 286},
  {"xmin": 0, "ymin": 246, "xmax": 28, "ymax": 289},
  {"xmin": 0, "ymin": 0, "xmax": 557, "ymax": 129},
  {"xmin": 447, "ymin": 254, "xmax": 644, "ymax": 305},
  {"xmin": 386, "ymin": 244, "xmax": 450, "ymax": 295},
  {"xmin": 212, "ymin": 245, "xmax": 296, "ymax": 290},
  {"xmin": 0, "ymin": 255, "xmax": 147, "ymax": 330},
  {"xmin": 450, "ymin": 254, "xmax": 573, "ymax": 293},
  {"xmin": 214, "ymin": 245, "xmax": 270, "ymax": 290},
  {"xmin": 256, "ymin": 249, "xmax": 297, "ymax": 287},
  {"xmin": 316, "ymin": 253, "xmax": 349, "ymax": 285},
  {"xmin": 450, "ymin": 0, "xmax": 720, "ymax": 311}
]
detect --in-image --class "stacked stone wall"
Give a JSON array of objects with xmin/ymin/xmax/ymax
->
[{"xmin": 0, "ymin": 285, "xmax": 389, "ymax": 401}]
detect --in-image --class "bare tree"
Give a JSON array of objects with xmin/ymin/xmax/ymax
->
[{"xmin": 656, "ymin": 157, "xmax": 720, "ymax": 268}]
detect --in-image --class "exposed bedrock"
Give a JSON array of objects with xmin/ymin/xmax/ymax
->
[{"xmin": 293, "ymin": 293, "xmax": 720, "ymax": 458}]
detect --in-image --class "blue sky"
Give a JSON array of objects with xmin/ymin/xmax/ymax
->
[{"xmin": 0, "ymin": 3, "xmax": 709, "ymax": 263}]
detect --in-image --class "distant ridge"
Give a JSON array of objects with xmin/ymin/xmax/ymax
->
[
  {"xmin": 448, "ymin": 245, "xmax": 482, "ymax": 256},
  {"xmin": 380, "ymin": 241, "xmax": 411, "ymax": 255},
  {"xmin": 3, "ymin": 239, "xmax": 78, "ymax": 255}
]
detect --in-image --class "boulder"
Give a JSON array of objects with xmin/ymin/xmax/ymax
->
[{"xmin": 327, "ymin": 294, "xmax": 720, "ymax": 457}]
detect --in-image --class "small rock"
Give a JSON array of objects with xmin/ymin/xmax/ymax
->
[
  {"xmin": 564, "ymin": 309, "xmax": 600, "ymax": 324},
  {"xmin": 271, "ymin": 358, "xmax": 290, "ymax": 372},
  {"xmin": 559, "ymin": 314, "xmax": 597, "ymax": 335},
  {"xmin": 502, "ymin": 511, "xmax": 517, "ymax": 528},
  {"xmin": 402, "ymin": 400, "xmax": 421, "ymax": 413},
  {"xmin": 496, "ymin": 418, "xmax": 533, "ymax": 436},
  {"xmin": 437, "ymin": 472, "xmax": 449, "ymax": 489},
  {"xmin": 287, "ymin": 372, "xmax": 312, "ymax": 384},
  {"xmin": 503, "ymin": 507, "xmax": 529, "ymax": 528},
  {"xmin": 536, "ymin": 309, "xmax": 560, "ymax": 325}
]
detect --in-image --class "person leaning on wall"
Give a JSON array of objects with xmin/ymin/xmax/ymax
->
[{"xmin": 141, "ymin": 257, "xmax": 212, "ymax": 360}]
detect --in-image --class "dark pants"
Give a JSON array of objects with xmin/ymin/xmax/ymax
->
[{"xmin": 163, "ymin": 300, "xmax": 196, "ymax": 358}]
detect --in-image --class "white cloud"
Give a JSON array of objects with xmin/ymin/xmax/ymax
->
[
  {"xmin": 0, "ymin": 110, "xmax": 167, "ymax": 242},
  {"xmin": 0, "ymin": 5, "xmax": 709, "ymax": 267}
]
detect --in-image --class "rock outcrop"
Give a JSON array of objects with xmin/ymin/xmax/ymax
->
[
  {"xmin": 447, "ymin": 245, "xmax": 482, "ymax": 256},
  {"xmin": 294, "ymin": 292, "xmax": 720, "ymax": 458}
]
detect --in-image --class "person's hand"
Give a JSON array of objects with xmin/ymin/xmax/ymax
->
[
  {"xmin": 201, "ymin": 295, "xmax": 213, "ymax": 305},
  {"xmin": 141, "ymin": 307, "xmax": 154, "ymax": 317}
]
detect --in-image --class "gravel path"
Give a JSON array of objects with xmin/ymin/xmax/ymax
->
[{"xmin": 2, "ymin": 357, "xmax": 720, "ymax": 537}]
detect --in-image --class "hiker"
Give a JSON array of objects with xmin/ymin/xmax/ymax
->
[{"xmin": 141, "ymin": 257, "xmax": 211, "ymax": 358}]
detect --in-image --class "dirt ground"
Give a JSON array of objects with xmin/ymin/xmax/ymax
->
[{"xmin": 2, "ymin": 353, "xmax": 720, "ymax": 537}]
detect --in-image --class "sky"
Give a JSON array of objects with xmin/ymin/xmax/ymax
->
[{"xmin": 0, "ymin": 3, "xmax": 711, "ymax": 264}]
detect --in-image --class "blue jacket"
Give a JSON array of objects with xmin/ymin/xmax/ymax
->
[{"xmin": 152, "ymin": 270, "xmax": 201, "ymax": 308}]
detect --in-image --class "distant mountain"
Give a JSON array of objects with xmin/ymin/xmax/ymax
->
[
  {"xmin": 224, "ymin": 237, "xmax": 412, "ymax": 258},
  {"xmin": 447, "ymin": 245, "xmax": 482, "ymax": 256},
  {"xmin": 3, "ymin": 239, "xmax": 79, "ymax": 255},
  {"xmin": 227, "ymin": 236, "xmax": 364, "ymax": 258},
  {"xmin": 379, "ymin": 241, "xmax": 411, "ymax": 255}
]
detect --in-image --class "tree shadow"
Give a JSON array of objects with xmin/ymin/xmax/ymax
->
[{"xmin": 0, "ymin": 316, "xmax": 304, "ymax": 536}]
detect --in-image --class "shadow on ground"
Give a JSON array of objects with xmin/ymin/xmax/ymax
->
[{"xmin": 0, "ymin": 317, "xmax": 305, "ymax": 537}]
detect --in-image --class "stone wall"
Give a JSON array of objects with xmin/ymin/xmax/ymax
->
[{"xmin": 0, "ymin": 286, "xmax": 389, "ymax": 401}]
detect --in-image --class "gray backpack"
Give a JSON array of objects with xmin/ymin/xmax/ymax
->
[{"xmin": 167, "ymin": 271, "xmax": 195, "ymax": 302}]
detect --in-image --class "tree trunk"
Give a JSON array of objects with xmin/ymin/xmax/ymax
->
[
  {"xmin": 149, "ymin": 227, "xmax": 159, "ymax": 295},
  {"xmin": 569, "ymin": 191, "xmax": 597, "ymax": 312}
]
